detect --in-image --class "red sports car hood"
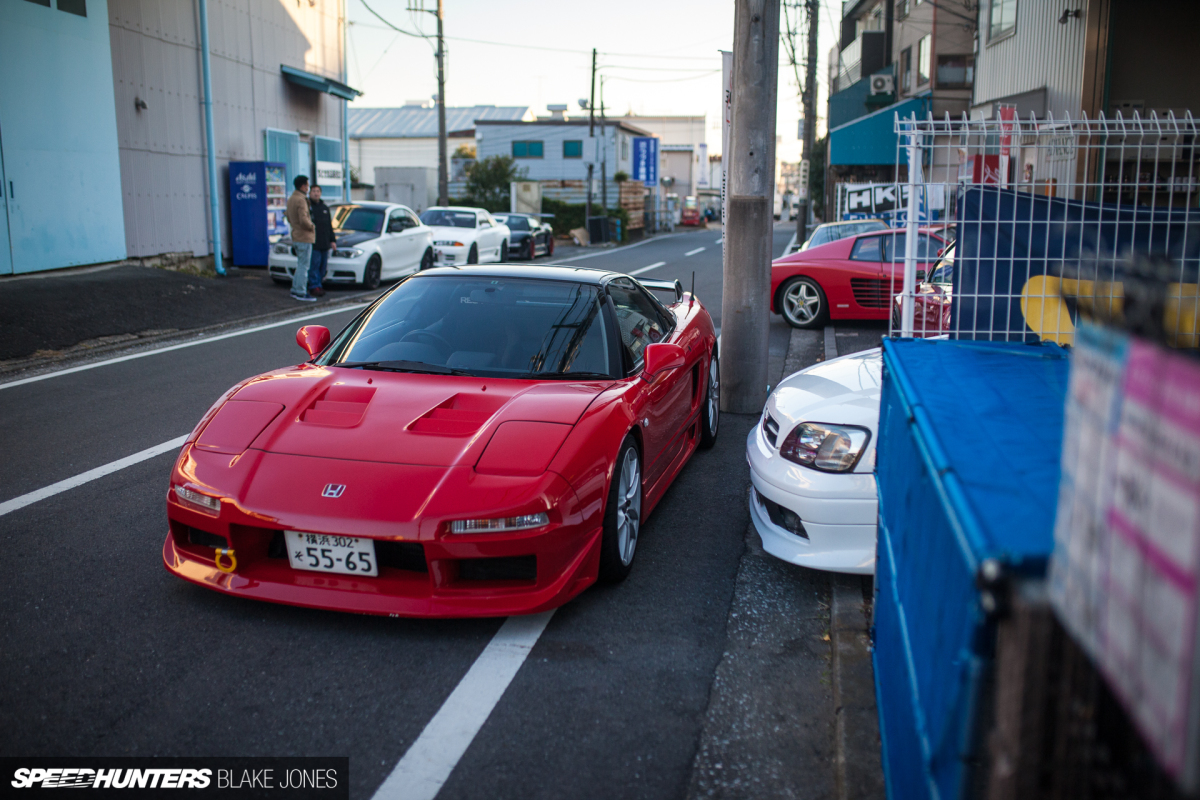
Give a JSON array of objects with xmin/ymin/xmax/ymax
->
[{"xmin": 194, "ymin": 365, "xmax": 612, "ymax": 469}]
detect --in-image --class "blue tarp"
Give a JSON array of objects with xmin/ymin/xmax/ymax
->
[
  {"xmin": 829, "ymin": 96, "xmax": 930, "ymax": 166},
  {"xmin": 952, "ymin": 186, "xmax": 1200, "ymax": 340},
  {"xmin": 875, "ymin": 338, "xmax": 1070, "ymax": 800}
]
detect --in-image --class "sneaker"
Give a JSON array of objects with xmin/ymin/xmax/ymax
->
[
  {"xmin": 291, "ymin": 293, "xmax": 317, "ymax": 302},
  {"xmin": 311, "ymin": 286, "xmax": 326, "ymax": 297}
]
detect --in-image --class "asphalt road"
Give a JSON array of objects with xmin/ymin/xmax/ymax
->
[{"xmin": 1, "ymin": 224, "xmax": 815, "ymax": 800}]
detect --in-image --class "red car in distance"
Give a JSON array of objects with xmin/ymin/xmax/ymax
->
[
  {"xmin": 771, "ymin": 227, "xmax": 946, "ymax": 329},
  {"xmin": 680, "ymin": 196, "xmax": 704, "ymax": 227},
  {"xmin": 164, "ymin": 266, "xmax": 720, "ymax": 618}
]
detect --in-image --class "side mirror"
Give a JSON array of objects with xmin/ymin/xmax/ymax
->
[
  {"xmin": 296, "ymin": 325, "xmax": 330, "ymax": 357},
  {"xmin": 641, "ymin": 342, "xmax": 685, "ymax": 379}
]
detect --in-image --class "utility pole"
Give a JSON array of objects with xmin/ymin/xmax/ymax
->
[
  {"xmin": 795, "ymin": 0, "xmax": 819, "ymax": 246},
  {"xmin": 435, "ymin": 0, "xmax": 448, "ymax": 206},
  {"xmin": 586, "ymin": 48, "xmax": 596, "ymax": 237},
  {"xmin": 722, "ymin": 0, "xmax": 780, "ymax": 413},
  {"xmin": 600, "ymin": 77, "xmax": 608, "ymax": 212}
]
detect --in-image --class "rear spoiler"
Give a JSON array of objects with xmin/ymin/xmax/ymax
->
[{"xmin": 637, "ymin": 278, "xmax": 684, "ymax": 303}]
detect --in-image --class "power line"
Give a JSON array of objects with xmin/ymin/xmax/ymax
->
[{"xmin": 603, "ymin": 69, "xmax": 721, "ymax": 84}]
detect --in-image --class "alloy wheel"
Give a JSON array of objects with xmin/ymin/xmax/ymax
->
[
  {"xmin": 615, "ymin": 447, "xmax": 641, "ymax": 566},
  {"xmin": 783, "ymin": 280, "xmax": 822, "ymax": 326},
  {"xmin": 707, "ymin": 356, "xmax": 720, "ymax": 437}
]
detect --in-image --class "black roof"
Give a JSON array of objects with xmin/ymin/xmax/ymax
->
[{"xmin": 414, "ymin": 264, "xmax": 616, "ymax": 284}]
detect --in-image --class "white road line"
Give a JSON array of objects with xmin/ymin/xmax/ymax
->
[
  {"xmin": 784, "ymin": 232, "xmax": 797, "ymax": 254},
  {"xmin": 553, "ymin": 232, "xmax": 684, "ymax": 263},
  {"xmin": 629, "ymin": 262, "xmax": 666, "ymax": 276},
  {"xmin": 0, "ymin": 304, "xmax": 370, "ymax": 392},
  {"xmin": 0, "ymin": 435, "xmax": 189, "ymax": 517},
  {"xmin": 685, "ymin": 247, "xmax": 706, "ymax": 256},
  {"xmin": 715, "ymin": 237, "xmax": 724, "ymax": 244},
  {"xmin": 372, "ymin": 611, "xmax": 555, "ymax": 800}
]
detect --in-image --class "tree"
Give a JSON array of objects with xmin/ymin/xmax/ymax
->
[
  {"xmin": 464, "ymin": 155, "xmax": 527, "ymax": 210},
  {"xmin": 453, "ymin": 143, "xmax": 476, "ymax": 159},
  {"xmin": 810, "ymin": 135, "xmax": 827, "ymax": 221}
]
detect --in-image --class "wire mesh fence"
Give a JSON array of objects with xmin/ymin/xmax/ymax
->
[{"xmin": 880, "ymin": 110, "xmax": 1200, "ymax": 343}]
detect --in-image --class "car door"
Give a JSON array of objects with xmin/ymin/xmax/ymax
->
[
  {"xmin": 607, "ymin": 278, "xmax": 690, "ymax": 488},
  {"xmin": 845, "ymin": 233, "xmax": 887, "ymax": 311},
  {"xmin": 379, "ymin": 209, "xmax": 411, "ymax": 274},
  {"xmin": 403, "ymin": 209, "xmax": 429, "ymax": 269},
  {"xmin": 476, "ymin": 213, "xmax": 498, "ymax": 261}
]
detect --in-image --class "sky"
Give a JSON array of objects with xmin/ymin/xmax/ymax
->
[{"xmin": 345, "ymin": 0, "xmax": 841, "ymax": 163}]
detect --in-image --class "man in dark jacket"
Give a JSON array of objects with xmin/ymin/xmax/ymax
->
[{"xmin": 307, "ymin": 184, "xmax": 336, "ymax": 297}]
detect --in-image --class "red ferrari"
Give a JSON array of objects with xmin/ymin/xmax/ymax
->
[
  {"xmin": 771, "ymin": 227, "xmax": 945, "ymax": 329},
  {"xmin": 164, "ymin": 265, "xmax": 720, "ymax": 617}
]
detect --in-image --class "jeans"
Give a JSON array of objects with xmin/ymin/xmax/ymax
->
[
  {"xmin": 309, "ymin": 248, "xmax": 330, "ymax": 292},
  {"xmin": 290, "ymin": 242, "xmax": 312, "ymax": 297}
]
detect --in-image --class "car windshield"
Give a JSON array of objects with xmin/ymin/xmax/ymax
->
[
  {"xmin": 929, "ymin": 247, "xmax": 955, "ymax": 284},
  {"xmin": 684, "ymin": 197, "xmax": 697, "ymax": 209},
  {"xmin": 321, "ymin": 276, "xmax": 613, "ymax": 378},
  {"xmin": 421, "ymin": 209, "xmax": 477, "ymax": 228},
  {"xmin": 335, "ymin": 207, "xmax": 385, "ymax": 233},
  {"xmin": 501, "ymin": 216, "xmax": 531, "ymax": 231}
]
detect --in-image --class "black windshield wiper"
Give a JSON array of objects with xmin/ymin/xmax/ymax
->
[
  {"xmin": 510, "ymin": 371, "xmax": 614, "ymax": 381},
  {"xmin": 332, "ymin": 360, "xmax": 469, "ymax": 376}
]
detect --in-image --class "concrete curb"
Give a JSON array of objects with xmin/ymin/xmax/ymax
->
[{"xmin": 832, "ymin": 577, "xmax": 885, "ymax": 799}]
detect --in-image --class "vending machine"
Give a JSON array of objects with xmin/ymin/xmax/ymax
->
[{"xmin": 229, "ymin": 161, "xmax": 289, "ymax": 266}]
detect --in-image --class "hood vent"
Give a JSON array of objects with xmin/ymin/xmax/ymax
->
[
  {"xmin": 301, "ymin": 385, "xmax": 376, "ymax": 427},
  {"xmin": 408, "ymin": 392, "xmax": 506, "ymax": 436}
]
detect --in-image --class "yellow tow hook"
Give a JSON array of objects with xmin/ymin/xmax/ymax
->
[{"xmin": 214, "ymin": 548, "xmax": 237, "ymax": 573}]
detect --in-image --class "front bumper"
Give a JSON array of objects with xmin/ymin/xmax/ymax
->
[
  {"xmin": 433, "ymin": 245, "xmax": 469, "ymax": 265},
  {"xmin": 268, "ymin": 249, "xmax": 366, "ymax": 284},
  {"xmin": 745, "ymin": 422, "xmax": 877, "ymax": 575},
  {"xmin": 163, "ymin": 447, "xmax": 601, "ymax": 617}
]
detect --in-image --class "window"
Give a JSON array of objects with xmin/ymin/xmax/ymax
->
[
  {"xmin": 900, "ymin": 48, "xmax": 913, "ymax": 92},
  {"xmin": 882, "ymin": 233, "xmax": 940, "ymax": 262},
  {"xmin": 936, "ymin": 55, "xmax": 974, "ymax": 89},
  {"xmin": 58, "ymin": 0, "xmax": 86, "ymax": 17},
  {"xmin": 607, "ymin": 279, "xmax": 670, "ymax": 372},
  {"xmin": 988, "ymin": 0, "xmax": 1017, "ymax": 41},
  {"xmin": 850, "ymin": 236, "xmax": 884, "ymax": 261},
  {"xmin": 563, "ymin": 140, "xmax": 583, "ymax": 159},
  {"xmin": 917, "ymin": 36, "xmax": 931, "ymax": 85},
  {"xmin": 896, "ymin": 0, "xmax": 908, "ymax": 17},
  {"xmin": 512, "ymin": 141, "xmax": 544, "ymax": 158},
  {"xmin": 621, "ymin": 137, "xmax": 629, "ymax": 161}
]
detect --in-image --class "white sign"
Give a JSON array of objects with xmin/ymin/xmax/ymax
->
[
  {"xmin": 316, "ymin": 160, "xmax": 343, "ymax": 187},
  {"xmin": 696, "ymin": 143, "xmax": 709, "ymax": 188}
]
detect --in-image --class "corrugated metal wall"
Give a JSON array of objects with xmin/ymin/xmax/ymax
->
[
  {"xmin": 109, "ymin": 0, "xmax": 344, "ymax": 258},
  {"xmin": 973, "ymin": 2, "xmax": 1086, "ymax": 118}
]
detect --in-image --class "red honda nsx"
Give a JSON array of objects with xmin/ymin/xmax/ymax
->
[{"xmin": 164, "ymin": 265, "xmax": 720, "ymax": 617}]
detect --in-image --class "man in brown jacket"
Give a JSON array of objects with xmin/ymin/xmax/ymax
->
[{"xmin": 285, "ymin": 175, "xmax": 317, "ymax": 301}]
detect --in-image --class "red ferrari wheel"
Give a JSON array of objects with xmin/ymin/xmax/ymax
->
[
  {"xmin": 699, "ymin": 347, "xmax": 719, "ymax": 449},
  {"xmin": 599, "ymin": 436, "xmax": 642, "ymax": 583}
]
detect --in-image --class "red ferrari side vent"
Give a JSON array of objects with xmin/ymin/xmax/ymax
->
[
  {"xmin": 408, "ymin": 392, "xmax": 506, "ymax": 436},
  {"xmin": 301, "ymin": 385, "xmax": 376, "ymax": 427}
]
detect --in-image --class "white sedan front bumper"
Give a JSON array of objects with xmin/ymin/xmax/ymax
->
[
  {"xmin": 433, "ymin": 243, "xmax": 470, "ymax": 265},
  {"xmin": 268, "ymin": 245, "xmax": 368, "ymax": 284},
  {"xmin": 745, "ymin": 420, "xmax": 878, "ymax": 575}
]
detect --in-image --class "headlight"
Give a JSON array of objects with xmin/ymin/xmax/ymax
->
[
  {"xmin": 449, "ymin": 513, "xmax": 549, "ymax": 534},
  {"xmin": 333, "ymin": 248, "xmax": 363, "ymax": 258},
  {"xmin": 174, "ymin": 484, "xmax": 222, "ymax": 515},
  {"xmin": 434, "ymin": 240, "xmax": 465, "ymax": 247},
  {"xmin": 778, "ymin": 422, "xmax": 871, "ymax": 472},
  {"xmin": 272, "ymin": 243, "xmax": 293, "ymax": 255}
]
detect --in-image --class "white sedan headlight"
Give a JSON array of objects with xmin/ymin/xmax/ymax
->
[
  {"xmin": 779, "ymin": 422, "xmax": 871, "ymax": 472},
  {"xmin": 333, "ymin": 248, "xmax": 363, "ymax": 258}
]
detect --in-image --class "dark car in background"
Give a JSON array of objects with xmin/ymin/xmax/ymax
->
[{"xmin": 495, "ymin": 213, "xmax": 554, "ymax": 261}]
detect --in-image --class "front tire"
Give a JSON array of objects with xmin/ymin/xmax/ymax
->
[
  {"xmin": 361, "ymin": 256, "xmax": 382, "ymax": 290},
  {"xmin": 526, "ymin": 239, "xmax": 536, "ymax": 260},
  {"xmin": 467, "ymin": 244, "xmax": 479, "ymax": 264},
  {"xmin": 599, "ymin": 436, "xmax": 642, "ymax": 583},
  {"xmin": 779, "ymin": 276, "xmax": 828, "ymax": 329},
  {"xmin": 420, "ymin": 247, "xmax": 434, "ymax": 271},
  {"xmin": 498, "ymin": 240, "xmax": 509, "ymax": 263},
  {"xmin": 699, "ymin": 347, "xmax": 719, "ymax": 449}
]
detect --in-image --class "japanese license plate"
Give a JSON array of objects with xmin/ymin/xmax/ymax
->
[{"xmin": 285, "ymin": 531, "xmax": 377, "ymax": 577}]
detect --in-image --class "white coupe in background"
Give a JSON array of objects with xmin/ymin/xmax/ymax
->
[
  {"xmin": 747, "ymin": 348, "xmax": 882, "ymax": 575},
  {"xmin": 420, "ymin": 206, "xmax": 511, "ymax": 265},
  {"xmin": 269, "ymin": 202, "xmax": 433, "ymax": 289}
]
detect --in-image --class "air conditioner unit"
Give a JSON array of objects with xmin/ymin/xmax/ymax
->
[{"xmin": 870, "ymin": 74, "xmax": 895, "ymax": 95}]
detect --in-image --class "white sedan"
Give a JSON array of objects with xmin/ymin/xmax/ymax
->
[
  {"xmin": 419, "ymin": 206, "xmax": 511, "ymax": 265},
  {"xmin": 269, "ymin": 202, "xmax": 433, "ymax": 289},
  {"xmin": 746, "ymin": 348, "xmax": 881, "ymax": 575}
]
